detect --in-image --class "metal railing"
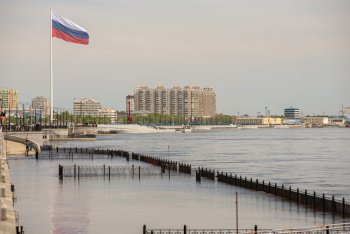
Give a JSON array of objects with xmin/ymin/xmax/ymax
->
[
  {"xmin": 59, "ymin": 165, "xmax": 163, "ymax": 177},
  {"xmin": 143, "ymin": 223, "xmax": 350, "ymax": 234},
  {"xmin": 273, "ymin": 223, "xmax": 350, "ymax": 234}
]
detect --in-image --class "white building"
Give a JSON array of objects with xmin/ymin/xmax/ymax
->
[
  {"xmin": 73, "ymin": 98, "xmax": 102, "ymax": 116},
  {"xmin": 302, "ymin": 117, "xmax": 329, "ymax": 126},
  {"xmin": 98, "ymin": 108, "xmax": 118, "ymax": 123}
]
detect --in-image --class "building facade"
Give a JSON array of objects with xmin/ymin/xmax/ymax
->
[
  {"xmin": 73, "ymin": 98, "xmax": 102, "ymax": 116},
  {"xmin": 234, "ymin": 117, "xmax": 283, "ymax": 125},
  {"xmin": 284, "ymin": 107, "xmax": 300, "ymax": 119},
  {"xmin": 31, "ymin": 96, "xmax": 50, "ymax": 117},
  {"xmin": 0, "ymin": 88, "xmax": 19, "ymax": 110},
  {"xmin": 98, "ymin": 108, "xmax": 118, "ymax": 123},
  {"xmin": 301, "ymin": 117, "xmax": 329, "ymax": 126},
  {"xmin": 133, "ymin": 85, "xmax": 216, "ymax": 117},
  {"xmin": 202, "ymin": 87, "xmax": 216, "ymax": 117}
]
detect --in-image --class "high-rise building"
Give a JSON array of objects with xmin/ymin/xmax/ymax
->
[
  {"xmin": 31, "ymin": 96, "xmax": 50, "ymax": 117},
  {"xmin": 202, "ymin": 87, "xmax": 216, "ymax": 117},
  {"xmin": 73, "ymin": 98, "xmax": 102, "ymax": 116},
  {"xmin": 154, "ymin": 85, "xmax": 169, "ymax": 115},
  {"xmin": 284, "ymin": 107, "xmax": 300, "ymax": 119},
  {"xmin": 182, "ymin": 86, "xmax": 203, "ymax": 117},
  {"xmin": 134, "ymin": 85, "xmax": 216, "ymax": 117},
  {"xmin": 134, "ymin": 86, "xmax": 154, "ymax": 114},
  {"xmin": 169, "ymin": 86, "xmax": 181, "ymax": 115},
  {"xmin": 0, "ymin": 87, "xmax": 19, "ymax": 110}
]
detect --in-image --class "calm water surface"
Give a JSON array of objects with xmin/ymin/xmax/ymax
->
[{"xmin": 9, "ymin": 128, "xmax": 350, "ymax": 233}]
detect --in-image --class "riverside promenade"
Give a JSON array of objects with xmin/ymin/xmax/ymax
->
[{"xmin": 0, "ymin": 129, "xmax": 17, "ymax": 234}]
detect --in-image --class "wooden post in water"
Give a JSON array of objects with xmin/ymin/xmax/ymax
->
[
  {"xmin": 196, "ymin": 169, "xmax": 201, "ymax": 182},
  {"xmin": 235, "ymin": 192, "xmax": 239, "ymax": 234},
  {"xmin": 183, "ymin": 225, "xmax": 187, "ymax": 234},
  {"xmin": 262, "ymin": 180, "xmax": 264, "ymax": 192},
  {"xmin": 254, "ymin": 225, "xmax": 257, "ymax": 234},
  {"xmin": 297, "ymin": 188, "xmax": 299, "ymax": 204},
  {"xmin": 313, "ymin": 191, "xmax": 316, "ymax": 210},
  {"xmin": 103, "ymin": 164, "xmax": 105, "ymax": 179},
  {"xmin": 343, "ymin": 198, "xmax": 345, "ymax": 218},
  {"xmin": 58, "ymin": 164, "xmax": 63, "ymax": 180},
  {"xmin": 139, "ymin": 166, "xmax": 141, "ymax": 181},
  {"xmin": 323, "ymin": 194, "xmax": 325, "ymax": 213},
  {"xmin": 132, "ymin": 164, "xmax": 135, "ymax": 178},
  {"xmin": 78, "ymin": 166, "xmax": 80, "ymax": 180},
  {"xmin": 108, "ymin": 166, "xmax": 111, "ymax": 181},
  {"xmin": 305, "ymin": 190, "xmax": 307, "ymax": 205}
]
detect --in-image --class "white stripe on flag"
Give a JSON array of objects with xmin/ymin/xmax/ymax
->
[{"xmin": 52, "ymin": 10, "xmax": 88, "ymax": 33}]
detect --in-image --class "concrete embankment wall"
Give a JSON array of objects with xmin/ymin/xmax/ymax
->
[{"xmin": 0, "ymin": 130, "xmax": 16, "ymax": 234}]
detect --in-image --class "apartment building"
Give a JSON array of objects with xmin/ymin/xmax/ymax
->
[
  {"xmin": 31, "ymin": 96, "xmax": 50, "ymax": 117},
  {"xmin": 0, "ymin": 87, "xmax": 19, "ymax": 110},
  {"xmin": 133, "ymin": 85, "xmax": 216, "ymax": 117}
]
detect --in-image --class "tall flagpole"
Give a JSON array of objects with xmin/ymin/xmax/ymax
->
[{"xmin": 50, "ymin": 8, "xmax": 54, "ymax": 124}]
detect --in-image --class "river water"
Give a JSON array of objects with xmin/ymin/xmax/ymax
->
[{"xmin": 8, "ymin": 128, "xmax": 350, "ymax": 233}]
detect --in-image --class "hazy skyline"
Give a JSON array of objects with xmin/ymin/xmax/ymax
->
[{"xmin": 1, "ymin": 0, "xmax": 349, "ymax": 115}]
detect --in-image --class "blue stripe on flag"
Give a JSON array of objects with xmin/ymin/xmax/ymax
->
[{"xmin": 52, "ymin": 20, "xmax": 89, "ymax": 39}]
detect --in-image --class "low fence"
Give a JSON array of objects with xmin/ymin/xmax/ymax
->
[
  {"xmin": 42, "ymin": 147, "xmax": 192, "ymax": 175},
  {"xmin": 143, "ymin": 223, "xmax": 350, "ymax": 234},
  {"xmin": 214, "ymin": 171, "xmax": 350, "ymax": 218},
  {"xmin": 59, "ymin": 164, "xmax": 166, "ymax": 179},
  {"xmin": 42, "ymin": 146, "xmax": 350, "ymax": 217}
]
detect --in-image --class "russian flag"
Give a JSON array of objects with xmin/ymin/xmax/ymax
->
[{"xmin": 52, "ymin": 10, "xmax": 89, "ymax": 45}]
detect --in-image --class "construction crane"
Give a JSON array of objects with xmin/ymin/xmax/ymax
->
[{"xmin": 127, "ymin": 98, "xmax": 132, "ymax": 124}]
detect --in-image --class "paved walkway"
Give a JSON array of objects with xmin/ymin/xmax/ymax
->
[{"xmin": 0, "ymin": 130, "xmax": 16, "ymax": 234}]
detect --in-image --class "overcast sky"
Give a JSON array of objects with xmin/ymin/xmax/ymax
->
[{"xmin": 1, "ymin": 0, "xmax": 349, "ymax": 115}]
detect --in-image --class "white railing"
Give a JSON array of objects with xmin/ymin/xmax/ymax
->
[{"xmin": 272, "ymin": 223, "xmax": 350, "ymax": 233}]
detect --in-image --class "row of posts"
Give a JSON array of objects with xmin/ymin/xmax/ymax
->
[
  {"xmin": 50, "ymin": 146, "xmax": 349, "ymax": 217},
  {"xmin": 194, "ymin": 168, "xmax": 349, "ymax": 218}
]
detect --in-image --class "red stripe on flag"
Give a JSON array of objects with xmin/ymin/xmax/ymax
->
[{"xmin": 52, "ymin": 28, "xmax": 89, "ymax": 45}]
